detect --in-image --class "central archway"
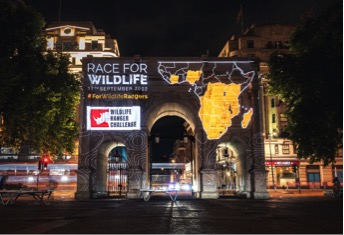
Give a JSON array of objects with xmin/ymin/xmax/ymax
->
[{"xmin": 145, "ymin": 102, "xmax": 199, "ymax": 194}]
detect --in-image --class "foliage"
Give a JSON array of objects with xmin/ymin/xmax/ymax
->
[
  {"xmin": 268, "ymin": 0, "xmax": 342, "ymax": 165},
  {"xmin": 0, "ymin": 0, "xmax": 80, "ymax": 156}
]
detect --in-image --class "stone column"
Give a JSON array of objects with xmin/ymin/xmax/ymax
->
[
  {"xmin": 200, "ymin": 169, "xmax": 219, "ymax": 199},
  {"xmin": 249, "ymin": 167, "xmax": 269, "ymax": 199},
  {"xmin": 75, "ymin": 168, "xmax": 93, "ymax": 199},
  {"xmin": 127, "ymin": 168, "xmax": 145, "ymax": 199},
  {"xmin": 93, "ymin": 148, "xmax": 108, "ymax": 198}
]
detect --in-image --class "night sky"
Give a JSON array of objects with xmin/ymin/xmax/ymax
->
[{"xmin": 25, "ymin": 0, "xmax": 333, "ymax": 57}]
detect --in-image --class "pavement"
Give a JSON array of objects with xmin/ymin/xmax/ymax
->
[
  {"xmin": 0, "ymin": 189, "xmax": 342, "ymax": 234},
  {"xmin": 267, "ymin": 188, "xmax": 326, "ymax": 197}
]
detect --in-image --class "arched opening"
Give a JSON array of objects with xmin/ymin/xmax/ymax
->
[
  {"xmin": 95, "ymin": 141, "xmax": 128, "ymax": 198},
  {"xmin": 149, "ymin": 116, "xmax": 195, "ymax": 194},
  {"xmin": 216, "ymin": 142, "xmax": 239, "ymax": 196},
  {"xmin": 107, "ymin": 144, "xmax": 128, "ymax": 197}
]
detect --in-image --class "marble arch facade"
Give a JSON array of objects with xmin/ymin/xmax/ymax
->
[{"xmin": 75, "ymin": 57, "xmax": 269, "ymax": 199}]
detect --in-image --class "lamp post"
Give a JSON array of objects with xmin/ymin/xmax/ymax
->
[{"xmin": 268, "ymin": 133, "xmax": 276, "ymax": 191}]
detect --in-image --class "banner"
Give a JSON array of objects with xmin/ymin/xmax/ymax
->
[{"xmin": 87, "ymin": 106, "xmax": 141, "ymax": 130}]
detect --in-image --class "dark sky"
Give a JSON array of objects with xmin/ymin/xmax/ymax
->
[{"xmin": 25, "ymin": 0, "xmax": 333, "ymax": 57}]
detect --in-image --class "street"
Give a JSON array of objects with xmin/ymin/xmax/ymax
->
[{"xmin": 0, "ymin": 190, "xmax": 342, "ymax": 234}]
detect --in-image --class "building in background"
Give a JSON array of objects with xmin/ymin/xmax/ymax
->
[
  {"xmin": 0, "ymin": 21, "xmax": 120, "ymax": 176},
  {"xmin": 219, "ymin": 23, "xmax": 343, "ymax": 189},
  {"xmin": 45, "ymin": 21, "xmax": 121, "ymax": 163},
  {"xmin": 45, "ymin": 21, "xmax": 120, "ymax": 73}
]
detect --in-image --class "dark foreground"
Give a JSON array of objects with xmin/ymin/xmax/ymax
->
[{"xmin": 0, "ymin": 192, "xmax": 342, "ymax": 234}]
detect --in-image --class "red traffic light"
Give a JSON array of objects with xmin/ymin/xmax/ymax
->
[{"xmin": 43, "ymin": 156, "xmax": 49, "ymax": 163}]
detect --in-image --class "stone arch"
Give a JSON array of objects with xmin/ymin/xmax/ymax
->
[
  {"xmin": 227, "ymin": 135, "xmax": 252, "ymax": 196},
  {"xmin": 146, "ymin": 102, "xmax": 197, "ymax": 133},
  {"xmin": 94, "ymin": 139, "xmax": 125, "ymax": 198},
  {"xmin": 144, "ymin": 102, "xmax": 200, "ymax": 192}
]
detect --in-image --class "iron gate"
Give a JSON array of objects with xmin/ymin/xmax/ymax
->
[{"xmin": 108, "ymin": 162, "xmax": 128, "ymax": 197}]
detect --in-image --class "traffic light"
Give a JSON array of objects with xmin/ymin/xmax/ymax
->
[
  {"xmin": 43, "ymin": 156, "xmax": 49, "ymax": 170},
  {"xmin": 292, "ymin": 164, "xmax": 297, "ymax": 173}
]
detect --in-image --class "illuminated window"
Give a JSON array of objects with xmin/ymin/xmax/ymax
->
[
  {"xmin": 1, "ymin": 147, "xmax": 15, "ymax": 154},
  {"xmin": 280, "ymin": 113, "xmax": 288, "ymax": 122},
  {"xmin": 282, "ymin": 144, "xmax": 290, "ymax": 154}
]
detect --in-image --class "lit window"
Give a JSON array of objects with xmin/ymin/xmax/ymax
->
[
  {"xmin": 280, "ymin": 113, "xmax": 288, "ymax": 122},
  {"xmin": 282, "ymin": 144, "xmax": 290, "ymax": 154}
]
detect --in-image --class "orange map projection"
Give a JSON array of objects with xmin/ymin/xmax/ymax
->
[{"xmin": 158, "ymin": 61, "xmax": 254, "ymax": 139}]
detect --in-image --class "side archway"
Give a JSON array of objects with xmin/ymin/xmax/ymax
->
[{"xmin": 94, "ymin": 140, "xmax": 125, "ymax": 198}]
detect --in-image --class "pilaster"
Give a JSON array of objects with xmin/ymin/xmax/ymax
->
[
  {"xmin": 127, "ymin": 168, "xmax": 145, "ymax": 199},
  {"xmin": 75, "ymin": 168, "xmax": 93, "ymax": 199},
  {"xmin": 200, "ymin": 169, "xmax": 219, "ymax": 199},
  {"xmin": 249, "ymin": 168, "xmax": 269, "ymax": 199}
]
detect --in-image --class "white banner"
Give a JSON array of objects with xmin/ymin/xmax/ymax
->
[{"xmin": 87, "ymin": 106, "xmax": 141, "ymax": 130}]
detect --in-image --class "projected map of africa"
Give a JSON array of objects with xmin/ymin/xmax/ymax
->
[{"xmin": 158, "ymin": 61, "xmax": 255, "ymax": 139}]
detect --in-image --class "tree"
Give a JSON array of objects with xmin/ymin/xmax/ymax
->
[
  {"xmin": 0, "ymin": 0, "xmax": 80, "ymax": 157},
  {"xmin": 268, "ymin": 0, "xmax": 342, "ymax": 166}
]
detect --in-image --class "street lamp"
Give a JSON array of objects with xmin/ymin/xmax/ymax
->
[{"xmin": 268, "ymin": 132, "xmax": 276, "ymax": 191}]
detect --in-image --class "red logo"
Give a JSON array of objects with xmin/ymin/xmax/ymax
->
[{"xmin": 90, "ymin": 109, "xmax": 110, "ymax": 127}]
